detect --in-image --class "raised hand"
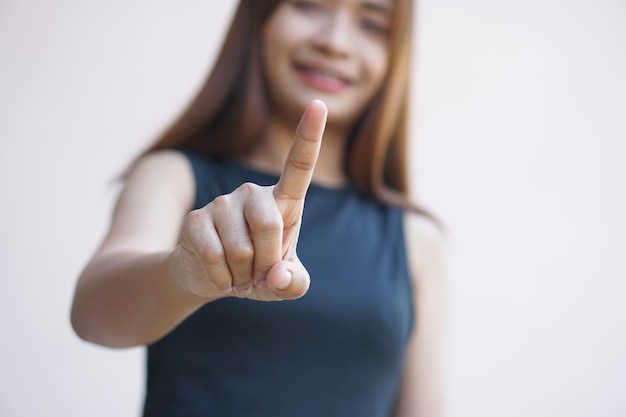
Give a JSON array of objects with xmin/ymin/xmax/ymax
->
[{"xmin": 176, "ymin": 100, "xmax": 328, "ymax": 301}]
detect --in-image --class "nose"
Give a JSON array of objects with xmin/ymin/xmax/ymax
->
[{"xmin": 312, "ymin": 10, "xmax": 354, "ymax": 58}]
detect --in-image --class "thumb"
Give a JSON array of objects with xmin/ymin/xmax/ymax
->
[{"xmin": 266, "ymin": 258, "xmax": 310, "ymax": 300}]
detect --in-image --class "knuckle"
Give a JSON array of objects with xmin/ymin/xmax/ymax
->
[
  {"xmin": 202, "ymin": 246, "xmax": 226, "ymax": 268},
  {"xmin": 287, "ymin": 157, "xmax": 315, "ymax": 172},
  {"xmin": 255, "ymin": 214, "xmax": 283, "ymax": 234},
  {"xmin": 181, "ymin": 211, "xmax": 208, "ymax": 243},
  {"xmin": 183, "ymin": 209, "xmax": 202, "ymax": 229},
  {"xmin": 238, "ymin": 182, "xmax": 258, "ymax": 194},
  {"xmin": 227, "ymin": 243, "xmax": 254, "ymax": 263},
  {"xmin": 210, "ymin": 194, "xmax": 230, "ymax": 210}
]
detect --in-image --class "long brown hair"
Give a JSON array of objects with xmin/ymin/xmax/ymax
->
[{"xmin": 141, "ymin": 0, "xmax": 430, "ymax": 214}]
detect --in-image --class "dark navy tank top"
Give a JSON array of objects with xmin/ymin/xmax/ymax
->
[{"xmin": 143, "ymin": 150, "xmax": 414, "ymax": 417}]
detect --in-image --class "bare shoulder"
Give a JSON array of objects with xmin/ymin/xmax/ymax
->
[
  {"xmin": 101, "ymin": 149, "xmax": 196, "ymax": 254},
  {"xmin": 123, "ymin": 149, "xmax": 195, "ymax": 202},
  {"xmin": 128, "ymin": 149, "xmax": 193, "ymax": 184},
  {"xmin": 403, "ymin": 213, "xmax": 446, "ymax": 285}
]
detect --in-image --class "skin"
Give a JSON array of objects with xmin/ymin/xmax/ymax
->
[
  {"xmin": 398, "ymin": 215, "xmax": 446, "ymax": 417},
  {"xmin": 71, "ymin": 1, "xmax": 446, "ymax": 415},
  {"xmin": 249, "ymin": 0, "xmax": 393, "ymax": 189},
  {"xmin": 262, "ymin": 0, "xmax": 392, "ymax": 131},
  {"xmin": 71, "ymin": 101, "xmax": 328, "ymax": 346}
]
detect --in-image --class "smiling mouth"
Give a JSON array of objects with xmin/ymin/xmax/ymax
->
[{"xmin": 293, "ymin": 62, "xmax": 352, "ymax": 93}]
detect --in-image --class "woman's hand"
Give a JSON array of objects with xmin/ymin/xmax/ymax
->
[{"xmin": 176, "ymin": 100, "xmax": 328, "ymax": 302}]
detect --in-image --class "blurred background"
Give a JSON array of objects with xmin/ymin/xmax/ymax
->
[{"xmin": 1, "ymin": 0, "xmax": 625, "ymax": 416}]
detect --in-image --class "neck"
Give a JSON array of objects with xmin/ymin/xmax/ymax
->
[{"xmin": 243, "ymin": 112, "xmax": 349, "ymax": 188}]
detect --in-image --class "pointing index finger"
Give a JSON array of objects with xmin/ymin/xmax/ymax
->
[{"xmin": 274, "ymin": 100, "xmax": 328, "ymax": 201}]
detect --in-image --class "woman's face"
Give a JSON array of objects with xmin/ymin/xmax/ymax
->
[{"xmin": 262, "ymin": 0, "xmax": 393, "ymax": 127}]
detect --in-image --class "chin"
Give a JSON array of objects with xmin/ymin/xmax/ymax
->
[
  {"xmin": 304, "ymin": 95, "xmax": 362, "ymax": 124},
  {"xmin": 270, "ymin": 84, "xmax": 365, "ymax": 129}
]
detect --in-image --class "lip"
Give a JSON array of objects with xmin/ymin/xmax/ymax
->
[{"xmin": 292, "ymin": 61, "xmax": 353, "ymax": 93}]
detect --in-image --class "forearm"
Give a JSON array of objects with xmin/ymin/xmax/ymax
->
[{"xmin": 71, "ymin": 249, "xmax": 216, "ymax": 348}]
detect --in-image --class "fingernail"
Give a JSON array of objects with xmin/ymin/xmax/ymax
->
[
  {"xmin": 234, "ymin": 284, "xmax": 252, "ymax": 295},
  {"xmin": 274, "ymin": 270, "xmax": 292, "ymax": 291},
  {"xmin": 214, "ymin": 284, "xmax": 232, "ymax": 294},
  {"xmin": 257, "ymin": 280, "xmax": 268, "ymax": 289}
]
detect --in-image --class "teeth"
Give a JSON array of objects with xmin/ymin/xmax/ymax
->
[{"xmin": 310, "ymin": 68, "xmax": 344, "ymax": 83}]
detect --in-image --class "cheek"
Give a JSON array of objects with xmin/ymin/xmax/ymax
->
[
  {"xmin": 362, "ymin": 45, "xmax": 389, "ymax": 89},
  {"xmin": 353, "ymin": 32, "xmax": 390, "ymax": 86},
  {"xmin": 262, "ymin": 23, "xmax": 290, "ymax": 82},
  {"xmin": 373, "ymin": 55, "xmax": 389, "ymax": 85},
  {"xmin": 263, "ymin": 7, "xmax": 315, "ymax": 55}
]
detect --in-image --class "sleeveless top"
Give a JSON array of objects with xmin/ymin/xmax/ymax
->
[{"xmin": 143, "ymin": 150, "xmax": 415, "ymax": 417}]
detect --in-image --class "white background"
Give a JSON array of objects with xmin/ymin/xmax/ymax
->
[{"xmin": 1, "ymin": 0, "xmax": 625, "ymax": 416}]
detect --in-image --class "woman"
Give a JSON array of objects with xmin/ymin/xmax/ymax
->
[{"xmin": 71, "ymin": 0, "xmax": 446, "ymax": 416}]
